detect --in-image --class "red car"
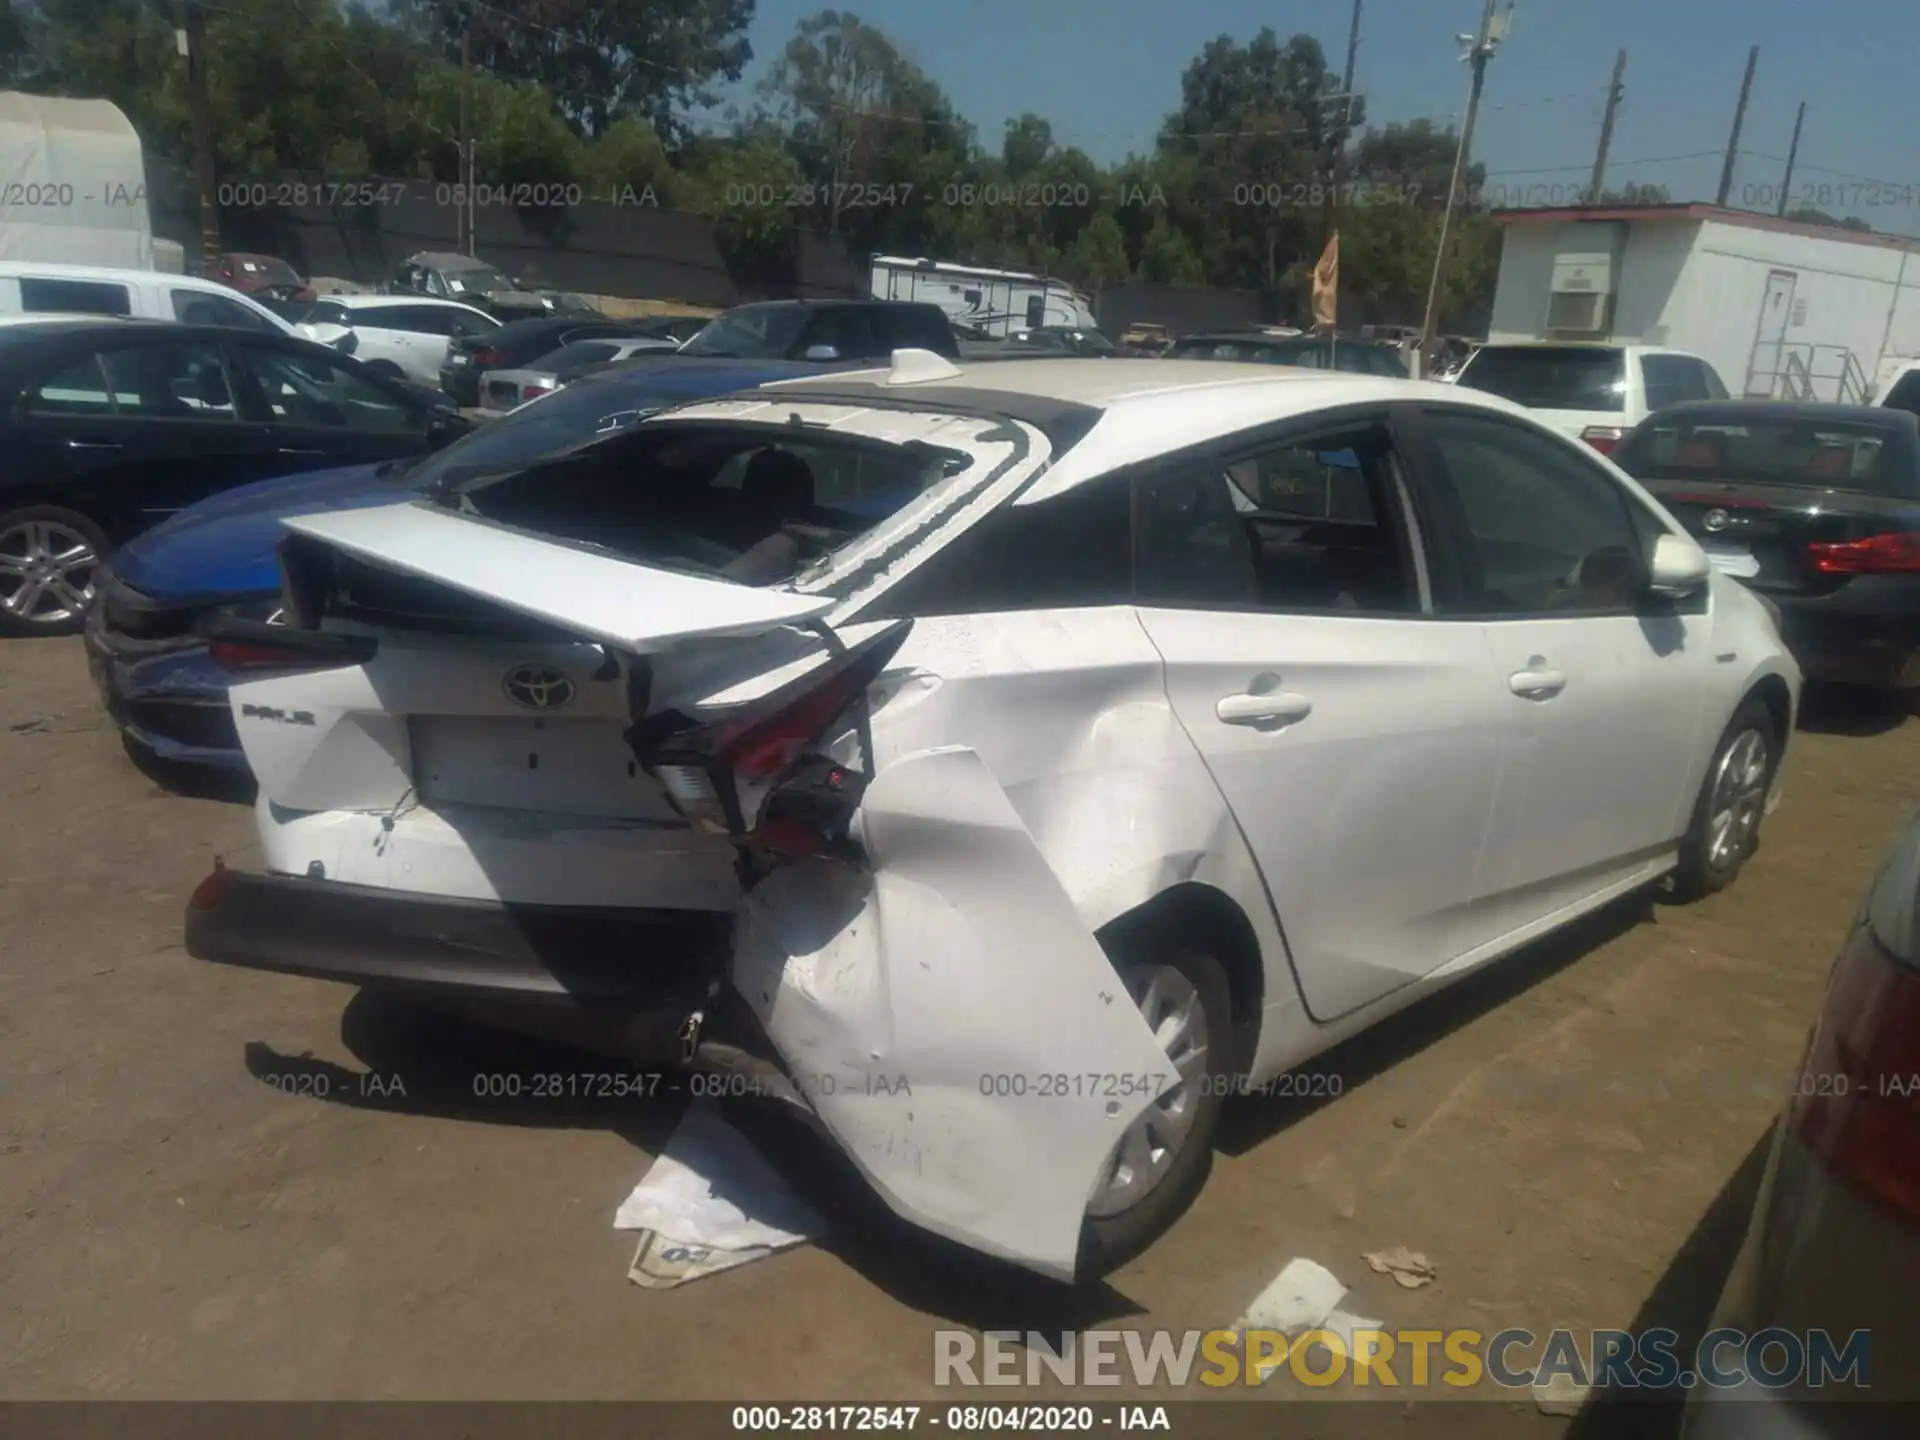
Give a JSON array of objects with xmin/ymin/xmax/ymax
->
[{"xmin": 208, "ymin": 252, "xmax": 314, "ymax": 304}]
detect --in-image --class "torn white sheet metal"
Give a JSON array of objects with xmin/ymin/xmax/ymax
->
[
  {"xmin": 280, "ymin": 503, "xmax": 834, "ymax": 653},
  {"xmin": 732, "ymin": 745, "xmax": 1180, "ymax": 1280},
  {"xmin": 613, "ymin": 1100, "xmax": 824, "ymax": 1288}
]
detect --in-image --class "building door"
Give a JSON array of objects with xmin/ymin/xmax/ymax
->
[{"xmin": 1744, "ymin": 269, "xmax": 1798, "ymax": 397}]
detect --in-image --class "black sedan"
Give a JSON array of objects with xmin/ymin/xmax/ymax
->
[
  {"xmin": 1615, "ymin": 402, "xmax": 1920, "ymax": 702},
  {"xmin": 438, "ymin": 313, "xmax": 707, "ymax": 406},
  {"xmin": 0, "ymin": 319, "xmax": 468, "ymax": 636}
]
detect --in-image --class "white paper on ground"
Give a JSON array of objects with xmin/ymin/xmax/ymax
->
[
  {"xmin": 1234, "ymin": 1257, "xmax": 1351, "ymax": 1383},
  {"xmin": 613, "ymin": 1100, "xmax": 825, "ymax": 1288}
]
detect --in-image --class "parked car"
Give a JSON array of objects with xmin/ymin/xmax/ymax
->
[
  {"xmin": 674, "ymin": 299, "xmax": 960, "ymax": 362},
  {"xmin": 477, "ymin": 337, "xmax": 683, "ymax": 414},
  {"xmin": 1616, "ymin": 401, "xmax": 1920, "ymax": 704},
  {"xmin": 1003, "ymin": 325, "xmax": 1118, "ymax": 356},
  {"xmin": 297, "ymin": 294, "xmax": 501, "ymax": 386},
  {"xmin": 1119, "ymin": 322, "xmax": 1173, "ymax": 355},
  {"xmin": 1452, "ymin": 342, "xmax": 1729, "ymax": 454},
  {"xmin": 390, "ymin": 252, "xmax": 548, "ymax": 322},
  {"xmin": 1166, "ymin": 330, "xmax": 1410, "ymax": 377},
  {"xmin": 0, "ymin": 318, "xmax": 466, "ymax": 636},
  {"xmin": 534, "ymin": 290, "xmax": 600, "ymax": 317},
  {"xmin": 87, "ymin": 357, "xmax": 828, "ymax": 768},
  {"xmin": 1879, "ymin": 360, "xmax": 1920, "ymax": 418},
  {"xmin": 182, "ymin": 356, "xmax": 1798, "ymax": 1280},
  {"xmin": 208, "ymin": 253, "xmax": 314, "ymax": 304},
  {"xmin": 440, "ymin": 314, "xmax": 697, "ymax": 407},
  {"xmin": 1680, "ymin": 806, "xmax": 1920, "ymax": 1435},
  {"xmin": 0, "ymin": 261, "xmax": 294, "ymax": 335}
]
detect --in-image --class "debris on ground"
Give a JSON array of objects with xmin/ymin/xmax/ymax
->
[
  {"xmin": 1532, "ymin": 1372, "xmax": 1591, "ymax": 1416},
  {"xmin": 613, "ymin": 1100, "xmax": 824, "ymax": 1289},
  {"xmin": 1234, "ymin": 1257, "xmax": 1384, "ymax": 1385},
  {"xmin": 1362, "ymin": 1245, "xmax": 1436, "ymax": 1288}
]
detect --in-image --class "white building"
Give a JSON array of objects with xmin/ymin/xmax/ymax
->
[{"xmin": 1487, "ymin": 204, "xmax": 1920, "ymax": 403}]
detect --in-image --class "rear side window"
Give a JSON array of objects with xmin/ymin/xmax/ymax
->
[
  {"xmin": 872, "ymin": 307, "xmax": 956, "ymax": 354},
  {"xmin": 20, "ymin": 277, "xmax": 131, "ymax": 316},
  {"xmin": 98, "ymin": 342, "xmax": 241, "ymax": 421},
  {"xmin": 382, "ymin": 305, "xmax": 457, "ymax": 336},
  {"xmin": 875, "ymin": 476, "xmax": 1134, "ymax": 616},
  {"xmin": 26, "ymin": 353, "xmax": 116, "ymax": 415},
  {"xmin": 1457, "ymin": 346, "xmax": 1627, "ymax": 412},
  {"xmin": 1643, "ymin": 354, "xmax": 1723, "ymax": 411}
]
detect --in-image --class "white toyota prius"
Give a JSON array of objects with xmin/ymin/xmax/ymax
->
[{"xmin": 185, "ymin": 354, "xmax": 1800, "ymax": 1281}]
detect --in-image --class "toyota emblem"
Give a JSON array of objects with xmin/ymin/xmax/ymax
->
[
  {"xmin": 1702, "ymin": 508, "xmax": 1730, "ymax": 533},
  {"xmin": 502, "ymin": 663, "xmax": 576, "ymax": 711}
]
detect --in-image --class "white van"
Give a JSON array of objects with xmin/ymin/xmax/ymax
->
[{"xmin": 0, "ymin": 262, "xmax": 293, "ymax": 335}]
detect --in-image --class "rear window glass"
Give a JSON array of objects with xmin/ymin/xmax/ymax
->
[
  {"xmin": 1167, "ymin": 338, "xmax": 1322, "ymax": 366},
  {"xmin": 1456, "ymin": 346, "xmax": 1626, "ymax": 412},
  {"xmin": 1617, "ymin": 416, "xmax": 1912, "ymax": 494}
]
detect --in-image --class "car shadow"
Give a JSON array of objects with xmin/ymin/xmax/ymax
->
[
  {"xmin": 1796, "ymin": 683, "xmax": 1910, "ymax": 737},
  {"xmin": 124, "ymin": 736, "xmax": 257, "ymax": 805},
  {"xmin": 1563, "ymin": 1126, "xmax": 1774, "ymax": 1439},
  {"xmin": 1216, "ymin": 892, "xmax": 1653, "ymax": 1155},
  {"xmin": 241, "ymin": 990, "xmax": 1142, "ymax": 1334}
]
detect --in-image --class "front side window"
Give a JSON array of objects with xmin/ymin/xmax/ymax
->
[
  {"xmin": 171, "ymin": 289, "xmax": 278, "ymax": 333},
  {"xmin": 233, "ymin": 346, "xmax": 424, "ymax": 434},
  {"xmin": 678, "ymin": 306, "xmax": 810, "ymax": 359},
  {"xmin": 1422, "ymin": 410, "xmax": 1650, "ymax": 614},
  {"xmin": 802, "ymin": 308, "xmax": 876, "ymax": 358}
]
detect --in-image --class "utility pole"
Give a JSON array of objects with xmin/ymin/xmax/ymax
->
[
  {"xmin": 1322, "ymin": 0, "xmax": 1364, "ymax": 250},
  {"xmin": 176, "ymin": 0, "xmax": 220, "ymax": 272},
  {"xmin": 1587, "ymin": 49, "xmax": 1626, "ymax": 203},
  {"xmin": 458, "ymin": 23, "xmax": 473, "ymax": 254},
  {"xmin": 1776, "ymin": 102, "xmax": 1806, "ymax": 216},
  {"xmin": 1420, "ymin": 0, "xmax": 1508, "ymax": 358},
  {"xmin": 1715, "ymin": 46, "xmax": 1759, "ymax": 208}
]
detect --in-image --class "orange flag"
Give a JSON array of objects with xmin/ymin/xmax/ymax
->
[{"xmin": 1311, "ymin": 231, "xmax": 1339, "ymax": 331}]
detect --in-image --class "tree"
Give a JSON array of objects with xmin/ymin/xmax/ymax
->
[
  {"xmin": 1138, "ymin": 213, "xmax": 1204, "ymax": 285},
  {"xmin": 1064, "ymin": 211, "xmax": 1129, "ymax": 295},
  {"xmin": 1349, "ymin": 120, "xmax": 1480, "ymax": 211},
  {"xmin": 1787, "ymin": 206, "xmax": 1871, "ymax": 232},
  {"xmin": 403, "ymin": 0, "xmax": 754, "ymax": 141}
]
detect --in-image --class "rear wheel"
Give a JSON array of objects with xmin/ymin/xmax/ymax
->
[
  {"xmin": 1672, "ymin": 698, "xmax": 1777, "ymax": 900},
  {"xmin": 0, "ymin": 504, "xmax": 109, "ymax": 637},
  {"xmin": 1079, "ymin": 937, "xmax": 1233, "ymax": 1275}
]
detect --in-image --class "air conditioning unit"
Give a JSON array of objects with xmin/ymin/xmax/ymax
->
[{"xmin": 1546, "ymin": 250, "xmax": 1613, "ymax": 336}]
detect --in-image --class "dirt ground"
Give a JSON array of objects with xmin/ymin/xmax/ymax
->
[{"xmin": 2, "ymin": 633, "xmax": 1915, "ymax": 1429}]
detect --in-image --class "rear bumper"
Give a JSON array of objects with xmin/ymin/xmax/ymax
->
[
  {"xmin": 84, "ymin": 595, "xmax": 246, "ymax": 769},
  {"xmin": 1764, "ymin": 577, "xmax": 1920, "ymax": 690},
  {"xmin": 185, "ymin": 869, "xmax": 753, "ymax": 1069}
]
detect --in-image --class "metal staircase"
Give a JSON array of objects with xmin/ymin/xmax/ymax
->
[{"xmin": 1747, "ymin": 342, "xmax": 1870, "ymax": 404}]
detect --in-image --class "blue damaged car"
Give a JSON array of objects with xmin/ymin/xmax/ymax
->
[{"xmin": 86, "ymin": 357, "xmax": 840, "ymax": 772}]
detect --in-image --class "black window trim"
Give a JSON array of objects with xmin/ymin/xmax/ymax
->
[
  {"xmin": 58, "ymin": 332, "xmax": 258, "ymax": 428},
  {"xmin": 1394, "ymin": 402, "xmax": 1700, "ymax": 621}
]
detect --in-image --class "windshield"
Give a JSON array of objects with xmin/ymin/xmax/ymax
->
[
  {"xmin": 1168, "ymin": 337, "xmax": 1321, "ymax": 365},
  {"xmin": 1457, "ymin": 346, "xmax": 1627, "ymax": 412},
  {"xmin": 239, "ymin": 257, "xmax": 300, "ymax": 286},
  {"xmin": 443, "ymin": 266, "xmax": 513, "ymax": 296},
  {"xmin": 1617, "ymin": 416, "xmax": 1914, "ymax": 495},
  {"xmin": 678, "ymin": 306, "xmax": 808, "ymax": 358}
]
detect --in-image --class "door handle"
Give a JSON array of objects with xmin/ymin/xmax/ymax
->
[
  {"xmin": 1216, "ymin": 691, "xmax": 1314, "ymax": 728},
  {"xmin": 1509, "ymin": 667, "xmax": 1568, "ymax": 699},
  {"xmin": 66, "ymin": 438, "xmax": 121, "ymax": 452}
]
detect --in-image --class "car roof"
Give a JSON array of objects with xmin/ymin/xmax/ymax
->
[
  {"xmin": 0, "ymin": 262, "xmax": 254, "ymax": 297},
  {"xmin": 329, "ymin": 293, "xmax": 490, "ymax": 314},
  {"xmin": 756, "ymin": 357, "xmax": 1526, "ymax": 497}
]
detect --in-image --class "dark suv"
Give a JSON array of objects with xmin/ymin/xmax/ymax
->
[{"xmin": 675, "ymin": 300, "xmax": 959, "ymax": 363}]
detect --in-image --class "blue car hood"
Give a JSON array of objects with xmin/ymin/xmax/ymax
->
[{"xmin": 111, "ymin": 462, "xmax": 405, "ymax": 601}]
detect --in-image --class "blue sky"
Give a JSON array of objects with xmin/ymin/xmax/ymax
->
[{"xmin": 712, "ymin": 0, "xmax": 1916, "ymax": 229}]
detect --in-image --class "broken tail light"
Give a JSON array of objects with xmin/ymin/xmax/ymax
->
[
  {"xmin": 1789, "ymin": 920, "xmax": 1920, "ymax": 1224},
  {"xmin": 635, "ymin": 620, "xmax": 912, "ymax": 858},
  {"xmin": 1806, "ymin": 531, "xmax": 1920, "ymax": 575},
  {"xmin": 203, "ymin": 617, "xmax": 377, "ymax": 673},
  {"xmin": 1580, "ymin": 425, "xmax": 1626, "ymax": 455}
]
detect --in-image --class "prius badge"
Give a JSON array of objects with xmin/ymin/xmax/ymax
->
[
  {"xmin": 503, "ymin": 663, "xmax": 576, "ymax": 711},
  {"xmin": 1702, "ymin": 508, "xmax": 1731, "ymax": 533}
]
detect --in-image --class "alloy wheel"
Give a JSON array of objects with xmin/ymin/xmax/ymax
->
[
  {"xmin": 1707, "ymin": 727, "xmax": 1770, "ymax": 870},
  {"xmin": 1086, "ymin": 962, "xmax": 1211, "ymax": 1218},
  {"xmin": 0, "ymin": 520, "xmax": 98, "ymax": 625}
]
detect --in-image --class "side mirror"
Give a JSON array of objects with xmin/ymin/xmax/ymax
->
[
  {"xmin": 1648, "ymin": 533, "xmax": 1711, "ymax": 598},
  {"xmin": 804, "ymin": 344, "xmax": 841, "ymax": 361}
]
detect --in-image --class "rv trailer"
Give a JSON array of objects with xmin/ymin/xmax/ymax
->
[{"xmin": 870, "ymin": 255, "xmax": 1096, "ymax": 338}]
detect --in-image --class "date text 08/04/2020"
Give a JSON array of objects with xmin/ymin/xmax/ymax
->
[{"xmin": 729, "ymin": 1405, "xmax": 1171, "ymax": 1432}]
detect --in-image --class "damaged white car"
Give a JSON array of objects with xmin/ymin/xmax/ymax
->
[{"xmin": 185, "ymin": 353, "xmax": 1800, "ymax": 1281}]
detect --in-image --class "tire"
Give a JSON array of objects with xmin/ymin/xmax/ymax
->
[
  {"xmin": 361, "ymin": 359, "xmax": 404, "ymax": 380},
  {"xmin": 1078, "ymin": 934, "xmax": 1235, "ymax": 1276},
  {"xmin": 0, "ymin": 504, "xmax": 110, "ymax": 637},
  {"xmin": 1671, "ymin": 698, "xmax": 1778, "ymax": 901}
]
